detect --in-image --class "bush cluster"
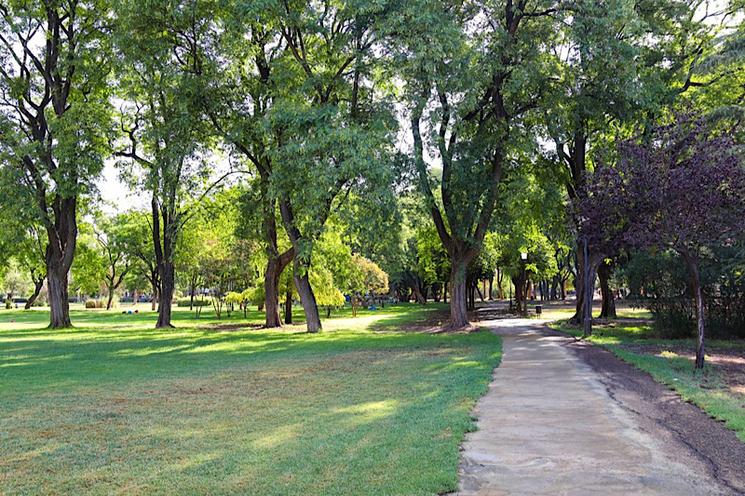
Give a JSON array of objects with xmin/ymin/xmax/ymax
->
[{"xmin": 177, "ymin": 299, "xmax": 210, "ymax": 307}]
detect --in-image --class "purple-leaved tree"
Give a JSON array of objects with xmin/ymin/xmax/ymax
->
[{"xmin": 576, "ymin": 117, "xmax": 745, "ymax": 368}]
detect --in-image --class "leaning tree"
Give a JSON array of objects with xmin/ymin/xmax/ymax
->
[{"xmin": 0, "ymin": 1, "xmax": 111, "ymax": 327}]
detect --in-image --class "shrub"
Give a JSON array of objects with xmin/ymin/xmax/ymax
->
[
  {"xmin": 84, "ymin": 299, "xmax": 106, "ymax": 309},
  {"xmin": 177, "ymin": 298, "xmax": 210, "ymax": 307}
]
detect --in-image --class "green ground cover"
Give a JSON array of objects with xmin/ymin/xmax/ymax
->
[
  {"xmin": 550, "ymin": 319, "xmax": 745, "ymax": 442},
  {"xmin": 0, "ymin": 303, "xmax": 501, "ymax": 495}
]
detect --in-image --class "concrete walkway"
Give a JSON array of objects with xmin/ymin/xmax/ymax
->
[{"xmin": 455, "ymin": 319, "xmax": 733, "ymax": 495}]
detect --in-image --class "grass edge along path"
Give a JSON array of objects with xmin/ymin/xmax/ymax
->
[{"xmin": 549, "ymin": 320, "xmax": 745, "ymax": 443}]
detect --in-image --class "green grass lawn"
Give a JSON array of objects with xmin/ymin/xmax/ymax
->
[
  {"xmin": 0, "ymin": 303, "xmax": 501, "ymax": 495},
  {"xmin": 550, "ymin": 319, "xmax": 745, "ymax": 442}
]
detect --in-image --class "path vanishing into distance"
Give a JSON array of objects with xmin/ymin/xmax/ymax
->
[{"xmin": 453, "ymin": 318, "xmax": 745, "ymax": 496}]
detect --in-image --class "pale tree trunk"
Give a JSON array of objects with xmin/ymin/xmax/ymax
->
[{"xmin": 151, "ymin": 285, "xmax": 158, "ymax": 311}]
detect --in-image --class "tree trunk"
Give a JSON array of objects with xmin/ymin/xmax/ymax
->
[
  {"xmin": 684, "ymin": 255, "xmax": 706, "ymax": 369},
  {"xmin": 44, "ymin": 199, "xmax": 77, "ymax": 328},
  {"xmin": 449, "ymin": 260, "xmax": 470, "ymax": 329},
  {"xmin": 24, "ymin": 277, "xmax": 44, "ymax": 310},
  {"xmin": 156, "ymin": 260, "xmax": 175, "ymax": 328},
  {"xmin": 47, "ymin": 264, "xmax": 71, "ymax": 328},
  {"xmin": 265, "ymin": 248, "xmax": 294, "ymax": 328},
  {"xmin": 598, "ymin": 263, "xmax": 617, "ymax": 319},
  {"xmin": 294, "ymin": 266, "xmax": 321, "ymax": 333},
  {"xmin": 151, "ymin": 283, "xmax": 158, "ymax": 311},
  {"xmin": 279, "ymin": 198, "xmax": 322, "ymax": 333},
  {"xmin": 570, "ymin": 241, "xmax": 586, "ymax": 325},
  {"xmin": 412, "ymin": 282, "xmax": 426, "ymax": 304},
  {"xmin": 189, "ymin": 277, "xmax": 196, "ymax": 310},
  {"xmin": 284, "ymin": 286, "xmax": 293, "ymax": 325},
  {"xmin": 106, "ymin": 286, "xmax": 115, "ymax": 311},
  {"xmin": 488, "ymin": 276, "xmax": 493, "ymax": 300}
]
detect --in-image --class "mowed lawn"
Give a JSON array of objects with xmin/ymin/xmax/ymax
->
[{"xmin": 0, "ymin": 303, "xmax": 501, "ymax": 496}]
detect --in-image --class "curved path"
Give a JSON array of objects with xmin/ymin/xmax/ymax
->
[{"xmin": 454, "ymin": 318, "xmax": 741, "ymax": 495}]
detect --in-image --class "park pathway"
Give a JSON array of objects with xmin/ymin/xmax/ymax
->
[{"xmin": 454, "ymin": 318, "xmax": 734, "ymax": 495}]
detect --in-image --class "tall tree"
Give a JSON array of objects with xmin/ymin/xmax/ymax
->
[
  {"xmin": 94, "ymin": 213, "xmax": 133, "ymax": 310},
  {"xmin": 210, "ymin": 1, "xmax": 396, "ymax": 332},
  {"xmin": 548, "ymin": 0, "xmax": 738, "ymax": 325},
  {"xmin": 0, "ymin": 1, "xmax": 111, "ymax": 327},
  {"xmin": 397, "ymin": 0, "xmax": 559, "ymax": 328},
  {"xmin": 113, "ymin": 0, "xmax": 226, "ymax": 328},
  {"xmin": 577, "ymin": 117, "xmax": 745, "ymax": 366}
]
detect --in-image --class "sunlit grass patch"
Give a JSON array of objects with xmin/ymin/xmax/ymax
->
[{"xmin": 0, "ymin": 303, "xmax": 501, "ymax": 495}]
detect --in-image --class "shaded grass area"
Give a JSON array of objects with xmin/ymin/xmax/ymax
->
[
  {"xmin": 0, "ymin": 304, "xmax": 501, "ymax": 495},
  {"xmin": 550, "ymin": 319, "xmax": 745, "ymax": 442}
]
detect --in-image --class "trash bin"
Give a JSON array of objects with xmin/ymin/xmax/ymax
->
[{"xmin": 535, "ymin": 305, "xmax": 542, "ymax": 315}]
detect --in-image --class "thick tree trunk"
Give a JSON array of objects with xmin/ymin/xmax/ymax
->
[
  {"xmin": 294, "ymin": 265, "xmax": 321, "ymax": 333},
  {"xmin": 266, "ymin": 257, "xmax": 283, "ymax": 327},
  {"xmin": 684, "ymin": 255, "xmax": 706, "ymax": 369},
  {"xmin": 449, "ymin": 260, "xmax": 470, "ymax": 328},
  {"xmin": 47, "ymin": 264, "xmax": 71, "ymax": 328},
  {"xmin": 570, "ymin": 241, "xmax": 586, "ymax": 325},
  {"xmin": 412, "ymin": 284, "xmax": 426, "ymax": 304},
  {"xmin": 24, "ymin": 278, "xmax": 44, "ymax": 310},
  {"xmin": 265, "ymin": 248, "xmax": 294, "ymax": 328},
  {"xmin": 44, "ymin": 199, "xmax": 77, "ymax": 328},
  {"xmin": 598, "ymin": 263, "xmax": 617, "ymax": 319},
  {"xmin": 156, "ymin": 261, "xmax": 175, "ymax": 328},
  {"xmin": 279, "ymin": 198, "xmax": 323, "ymax": 333}
]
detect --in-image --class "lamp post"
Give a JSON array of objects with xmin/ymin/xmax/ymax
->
[{"xmin": 520, "ymin": 252, "xmax": 528, "ymax": 316}]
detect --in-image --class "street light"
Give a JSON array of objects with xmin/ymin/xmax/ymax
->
[{"xmin": 520, "ymin": 252, "xmax": 528, "ymax": 315}]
